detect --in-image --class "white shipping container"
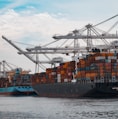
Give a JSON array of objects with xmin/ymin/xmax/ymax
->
[
  {"xmin": 57, "ymin": 74, "xmax": 61, "ymax": 82},
  {"xmin": 51, "ymin": 72, "xmax": 56, "ymax": 75},
  {"xmin": 71, "ymin": 79, "xmax": 77, "ymax": 83},
  {"xmin": 95, "ymin": 56, "xmax": 105, "ymax": 60},
  {"xmin": 64, "ymin": 78, "xmax": 68, "ymax": 82},
  {"xmin": 108, "ymin": 56, "xmax": 117, "ymax": 59}
]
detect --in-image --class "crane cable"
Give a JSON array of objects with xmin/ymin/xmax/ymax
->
[
  {"xmin": 106, "ymin": 20, "xmax": 118, "ymax": 33},
  {"xmin": 93, "ymin": 14, "xmax": 118, "ymax": 27}
]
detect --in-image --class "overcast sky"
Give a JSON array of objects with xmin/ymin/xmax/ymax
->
[{"xmin": 0, "ymin": 0, "xmax": 118, "ymax": 73}]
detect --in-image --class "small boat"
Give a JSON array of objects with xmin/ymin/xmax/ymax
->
[
  {"xmin": 0, "ymin": 67, "xmax": 36, "ymax": 96},
  {"xmin": 0, "ymin": 84, "xmax": 35, "ymax": 96}
]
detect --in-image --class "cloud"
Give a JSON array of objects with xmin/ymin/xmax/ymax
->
[
  {"xmin": 0, "ymin": 9, "xmax": 89, "ymax": 72},
  {"xmin": 1, "ymin": 8, "xmax": 117, "ymax": 73},
  {"xmin": 0, "ymin": 9, "xmax": 88, "ymax": 42}
]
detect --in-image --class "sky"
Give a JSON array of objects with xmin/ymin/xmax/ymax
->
[{"xmin": 0, "ymin": 0, "xmax": 118, "ymax": 73}]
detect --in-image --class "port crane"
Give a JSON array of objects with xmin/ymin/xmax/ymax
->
[
  {"xmin": 23, "ymin": 14, "xmax": 118, "ymax": 56},
  {"xmin": 0, "ymin": 60, "xmax": 31, "ymax": 78},
  {"xmin": 53, "ymin": 14, "xmax": 118, "ymax": 51},
  {"xmin": 2, "ymin": 36, "xmax": 64, "ymax": 72},
  {"xmin": 16, "ymin": 25, "xmax": 118, "ymax": 58},
  {"xmin": 0, "ymin": 60, "xmax": 14, "ymax": 78},
  {"xmin": 2, "ymin": 14, "xmax": 118, "ymax": 73}
]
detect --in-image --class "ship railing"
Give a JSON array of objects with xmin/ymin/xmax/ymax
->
[
  {"xmin": 94, "ymin": 78, "xmax": 118, "ymax": 83},
  {"xmin": 75, "ymin": 78, "xmax": 92, "ymax": 84}
]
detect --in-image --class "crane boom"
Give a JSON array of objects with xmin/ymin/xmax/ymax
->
[
  {"xmin": 19, "ymin": 45, "xmax": 111, "ymax": 55},
  {"xmin": 2, "ymin": 36, "xmax": 63, "ymax": 64},
  {"xmin": 2, "ymin": 36, "xmax": 37, "ymax": 64},
  {"xmin": 94, "ymin": 14, "xmax": 118, "ymax": 27},
  {"xmin": 53, "ymin": 33, "xmax": 118, "ymax": 40}
]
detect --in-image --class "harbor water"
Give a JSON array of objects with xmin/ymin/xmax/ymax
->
[{"xmin": 0, "ymin": 96, "xmax": 118, "ymax": 119}]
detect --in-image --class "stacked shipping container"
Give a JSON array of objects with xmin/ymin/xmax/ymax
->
[
  {"xmin": 32, "ymin": 61, "xmax": 75, "ymax": 84},
  {"xmin": 32, "ymin": 52, "xmax": 118, "ymax": 84},
  {"xmin": 76, "ymin": 52, "xmax": 118, "ymax": 81}
]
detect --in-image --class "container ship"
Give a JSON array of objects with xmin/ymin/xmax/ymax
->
[
  {"xmin": 2, "ymin": 15, "xmax": 118, "ymax": 98},
  {"xmin": 0, "ymin": 61, "xmax": 36, "ymax": 96},
  {"xmin": 32, "ymin": 51, "xmax": 118, "ymax": 98},
  {"xmin": 31, "ymin": 25, "xmax": 118, "ymax": 98}
]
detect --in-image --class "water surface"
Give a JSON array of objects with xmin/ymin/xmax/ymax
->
[{"xmin": 0, "ymin": 96, "xmax": 118, "ymax": 119}]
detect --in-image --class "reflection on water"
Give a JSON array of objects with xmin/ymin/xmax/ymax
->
[{"xmin": 0, "ymin": 96, "xmax": 118, "ymax": 119}]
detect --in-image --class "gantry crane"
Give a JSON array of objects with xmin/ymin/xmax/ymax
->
[
  {"xmin": 0, "ymin": 60, "xmax": 31, "ymax": 78},
  {"xmin": 2, "ymin": 36, "xmax": 64, "ymax": 72},
  {"xmin": 52, "ymin": 24, "xmax": 118, "ymax": 51},
  {"xmin": 53, "ymin": 14, "xmax": 118, "ymax": 51},
  {"xmin": 2, "ymin": 14, "xmax": 118, "ymax": 73}
]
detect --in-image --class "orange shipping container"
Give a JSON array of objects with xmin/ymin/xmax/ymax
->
[
  {"xmin": 76, "ymin": 71, "xmax": 86, "ymax": 77},
  {"xmin": 60, "ymin": 70, "xmax": 66, "ymax": 75},
  {"xmin": 86, "ymin": 72, "xmax": 97, "ymax": 77},
  {"xmin": 46, "ymin": 68, "xmax": 52, "ymax": 73},
  {"xmin": 63, "ymin": 62, "xmax": 68, "ymax": 68},
  {"xmin": 112, "ymin": 72, "xmax": 116, "ymax": 76},
  {"xmin": 100, "ymin": 53, "xmax": 113, "ymax": 57}
]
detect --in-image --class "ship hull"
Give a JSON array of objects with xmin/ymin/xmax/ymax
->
[
  {"xmin": 0, "ymin": 86, "xmax": 36, "ymax": 96},
  {"xmin": 93, "ymin": 82, "xmax": 118, "ymax": 98},
  {"xmin": 33, "ymin": 81, "xmax": 118, "ymax": 98}
]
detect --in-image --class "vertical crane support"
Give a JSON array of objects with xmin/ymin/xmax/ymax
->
[
  {"xmin": 2, "ymin": 60, "xmax": 6, "ymax": 78},
  {"xmin": 73, "ymin": 30, "xmax": 80, "ymax": 56},
  {"xmin": 85, "ymin": 24, "xmax": 92, "ymax": 51},
  {"xmin": 0, "ymin": 62, "xmax": 1, "ymax": 72}
]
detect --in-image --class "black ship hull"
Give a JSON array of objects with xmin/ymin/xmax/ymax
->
[{"xmin": 32, "ymin": 80, "xmax": 118, "ymax": 98}]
